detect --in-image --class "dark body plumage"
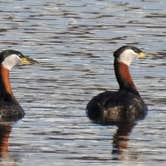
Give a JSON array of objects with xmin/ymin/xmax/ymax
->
[
  {"xmin": 86, "ymin": 46, "xmax": 148, "ymax": 125},
  {"xmin": 0, "ymin": 100, "xmax": 25, "ymax": 121},
  {"xmin": 87, "ymin": 90, "xmax": 147, "ymax": 125}
]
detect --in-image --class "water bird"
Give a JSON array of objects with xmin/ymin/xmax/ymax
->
[
  {"xmin": 0, "ymin": 50, "xmax": 37, "ymax": 121},
  {"xmin": 86, "ymin": 46, "xmax": 148, "ymax": 125}
]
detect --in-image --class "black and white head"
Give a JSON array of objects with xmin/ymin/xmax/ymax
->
[
  {"xmin": 0, "ymin": 50, "xmax": 37, "ymax": 71},
  {"xmin": 114, "ymin": 46, "xmax": 145, "ymax": 66}
]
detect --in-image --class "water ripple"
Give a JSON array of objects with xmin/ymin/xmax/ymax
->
[{"xmin": 0, "ymin": 0, "xmax": 165, "ymax": 165}]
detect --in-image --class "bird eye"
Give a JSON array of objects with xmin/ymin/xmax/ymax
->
[{"xmin": 18, "ymin": 53, "xmax": 24, "ymax": 58}]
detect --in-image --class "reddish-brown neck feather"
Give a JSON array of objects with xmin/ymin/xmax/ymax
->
[
  {"xmin": 114, "ymin": 61, "xmax": 138, "ymax": 94},
  {"xmin": 0, "ymin": 65, "xmax": 13, "ymax": 95}
]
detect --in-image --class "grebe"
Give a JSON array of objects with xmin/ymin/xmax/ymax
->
[
  {"xmin": 0, "ymin": 50, "xmax": 37, "ymax": 121},
  {"xmin": 86, "ymin": 46, "xmax": 148, "ymax": 125}
]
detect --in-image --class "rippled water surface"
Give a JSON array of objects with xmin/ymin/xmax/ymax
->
[{"xmin": 0, "ymin": 0, "xmax": 165, "ymax": 165}]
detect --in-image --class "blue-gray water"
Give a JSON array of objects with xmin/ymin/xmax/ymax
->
[{"xmin": 0, "ymin": 0, "xmax": 165, "ymax": 165}]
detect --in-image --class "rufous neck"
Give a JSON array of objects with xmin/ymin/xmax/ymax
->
[
  {"xmin": 114, "ymin": 60, "xmax": 139, "ymax": 95},
  {"xmin": 0, "ymin": 65, "xmax": 14, "ymax": 101}
]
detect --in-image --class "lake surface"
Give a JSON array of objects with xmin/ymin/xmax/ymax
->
[{"xmin": 0, "ymin": 0, "xmax": 165, "ymax": 165}]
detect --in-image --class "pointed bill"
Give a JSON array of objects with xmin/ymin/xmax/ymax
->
[
  {"xmin": 21, "ymin": 57, "xmax": 38, "ymax": 65},
  {"xmin": 137, "ymin": 52, "xmax": 146, "ymax": 58}
]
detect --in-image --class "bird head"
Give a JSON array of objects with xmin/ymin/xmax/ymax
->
[
  {"xmin": 114, "ymin": 46, "xmax": 145, "ymax": 66},
  {"xmin": 0, "ymin": 50, "xmax": 38, "ymax": 70}
]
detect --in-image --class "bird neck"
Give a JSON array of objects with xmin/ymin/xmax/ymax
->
[
  {"xmin": 0, "ymin": 65, "xmax": 16, "ymax": 102},
  {"xmin": 114, "ymin": 60, "xmax": 139, "ymax": 95}
]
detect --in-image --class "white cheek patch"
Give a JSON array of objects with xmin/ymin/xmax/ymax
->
[
  {"xmin": 2, "ymin": 54, "xmax": 22, "ymax": 70},
  {"xmin": 118, "ymin": 49, "xmax": 137, "ymax": 66}
]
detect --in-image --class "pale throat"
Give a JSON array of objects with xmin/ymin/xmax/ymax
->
[
  {"xmin": 2, "ymin": 54, "xmax": 22, "ymax": 71},
  {"xmin": 118, "ymin": 50, "xmax": 137, "ymax": 66}
]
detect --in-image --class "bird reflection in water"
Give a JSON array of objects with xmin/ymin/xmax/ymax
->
[
  {"xmin": 112, "ymin": 122, "xmax": 135, "ymax": 160},
  {"xmin": 0, "ymin": 122, "xmax": 12, "ymax": 159}
]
